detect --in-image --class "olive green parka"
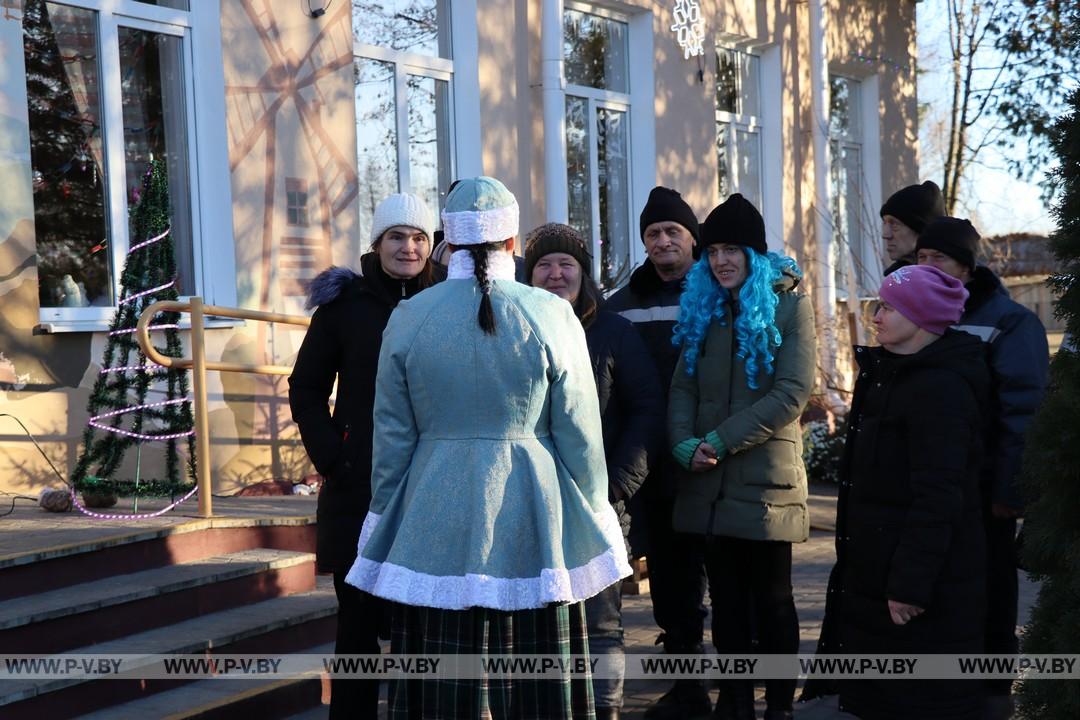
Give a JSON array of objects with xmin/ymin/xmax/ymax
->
[{"xmin": 667, "ymin": 270, "xmax": 816, "ymax": 542}]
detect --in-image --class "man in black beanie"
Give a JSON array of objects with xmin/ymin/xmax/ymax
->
[
  {"xmin": 917, "ymin": 216, "xmax": 1049, "ymax": 720},
  {"xmin": 880, "ymin": 180, "xmax": 946, "ymax": 275},
  {"xmin": 605, "ymin": 186, "xmax": 710, "ymax": 720}
]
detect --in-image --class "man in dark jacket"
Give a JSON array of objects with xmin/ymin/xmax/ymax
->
[
  {"xmin": 604, "ymin": 187, "xmax": 709, "ymax": 719},
  {"xmin": 879, "ymin": 180, "xmax": 946, "ymax": 275},
  {"xmin": 916, "ymin": 217, "xmax": 1049, "ymax": 719},
  {"xmin": 289, "ymin": 193, "xmax": 444, "ymax": 719}
]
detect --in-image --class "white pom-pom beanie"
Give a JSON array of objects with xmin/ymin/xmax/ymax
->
[{"xmin": 370, "ymin": 193, "xmax": 436, "ymax": 244}]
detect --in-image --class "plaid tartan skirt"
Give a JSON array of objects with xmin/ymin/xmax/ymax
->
[{"xmin": 388, "ymin": 601, "xmax": 596, "ymax": 720}]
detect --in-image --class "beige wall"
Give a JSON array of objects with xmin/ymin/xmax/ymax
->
[{"xmin": 0, "ymin": 0, "xmax": 916, "ymax": 494}]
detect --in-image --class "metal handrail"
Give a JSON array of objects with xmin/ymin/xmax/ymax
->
[{"xmin": 136, "ymin": 298, "xmax": 311, "ymax": 517}]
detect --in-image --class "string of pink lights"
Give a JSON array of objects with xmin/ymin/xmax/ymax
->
[
  {"xmin": 75, "ymin": 225, "xmax": 198, "ymax": 520},
  {"xmin": 70, "ymin": 484, "xmax": 198, "ymax": 520}
]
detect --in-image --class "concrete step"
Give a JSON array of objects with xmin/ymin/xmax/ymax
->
[
  {"xmin": 77, "ymin": 643, "xmax": 334, "ymax": 720},
  {"xmin": 0, "ymin": 548, "xmax": 316, "ymax": 654},
  {"xmin": 0, "ymin": 575, "xmax": 337, "ymax": 720},
  {"xmin": 0, "ymin": 517, "xmax": 316, "ymax": 602}
]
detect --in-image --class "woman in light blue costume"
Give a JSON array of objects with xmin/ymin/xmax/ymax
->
[{"xmin": 346, "ymin": 176, "xmax": 630, "ymax": 719}]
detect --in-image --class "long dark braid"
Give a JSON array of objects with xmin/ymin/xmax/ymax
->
[{"xmin": 468, "ymin": 244, "xmax": 497, "ymax": 334}]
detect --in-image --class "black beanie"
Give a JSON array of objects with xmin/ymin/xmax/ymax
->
[
  {"xmin": 700, "ymin": 193, "xmax": 767, "ymax": 254},
  {"xmin": 879, "ymin": 180, "xmax": 947, "ymax": 234},
  {"xmin": 916, "ymin": 216, "xmax": 980, "ymax": 271},
  {"xmin": 524, "ymin": 223, "xmax": 593, "ymax": 280},
  {"xmin": 639, "ymin": 186, "xmax": 700, "ymax": 244}
]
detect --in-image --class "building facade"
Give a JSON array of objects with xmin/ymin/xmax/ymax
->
[{"xmin": 0, "ymin": 0, "xmax": 917, "ymax": 494}]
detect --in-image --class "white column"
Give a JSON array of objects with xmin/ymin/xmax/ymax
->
[
  {"xmin": 808, "ymin": 0, "xmax": 846, "ymax": 412},
  {"xmin": 541, "ymin": 0, "xmax": 569, "ymax": 223}
]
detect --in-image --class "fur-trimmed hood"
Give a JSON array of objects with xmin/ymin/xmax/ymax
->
[
  {"xmin": 305, "ymin": 266, "xmax": 361, "ymax": 309},
  {"xmin": 304, "ymin": 253, "xmax": 445, "ymax": 310}
]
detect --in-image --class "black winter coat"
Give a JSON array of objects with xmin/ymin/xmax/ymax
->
[
  {"xmin": 584, "ymin": 310, "xmax": 664, "ymax": 540},
  {"xmin": 603, "ymin": 260, "xmax": 684, "ymax": 396},
  {"xmin": 834, "ymin": 331, "xmax": 990, "ymax": 720},
  {"xmin": 288, "ymin": 253, "xmax": 444, "ymax": 572},
  {"xmin": 603, "ymin": 260, "xmax": 685, "ymax": 503},
  {"xmin": 882, "ymin": 251, "xmax": 916, "ymax": 277}
]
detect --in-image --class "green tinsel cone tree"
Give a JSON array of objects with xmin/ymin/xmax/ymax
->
[
  {"xmin": 1016, "ymin": 87, "xmax": 1080, "ymax": 719},
  {"xmin": 71, "ymin": 158, "xmax": 196, "ymax": 497}
]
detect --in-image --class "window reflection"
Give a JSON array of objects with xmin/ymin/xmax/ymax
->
[
  {"xmin": 355, "ymin": 58, "xmax": 398, "ymax": 244},
  {"xmin": 24, "ymin": 2, "xmax": 112, "ymax": 308},
  {"xmin": 734, "ymin": 128, "xmax": 762, "ymax": 211},
  {"xmin": 565, "ymin": 96, "xmax": 593, "ymax": 247},
  {"xmin": 407, "ymin": 75, "xmax": 451, "ymax": 216},
  {"xmin": 716, "ymin": 49, "xmax": 759, "ymax": 116},
  {"xmin": 118, "ymin": 27, "xmax": 194, "ymax": 295},
  {"xmin": 716, "ymin": 123, "xmax": 731, "ymax": 198},
  {"xmin": 563, "ymin": 9, "xmax": 628, "ymax": 93},
  {"xmin": 133, "ymin": 1, "xmax": 190, "ymax": 9},
  {"xmin": 598, "ymin": 108, "xmax": 629, "ymax": 289},
  {"xmin": 352, "ymin": 0, "xmax": 451, "ymax": 59},
  {"xmin": 830, "ymin": 76, "xmax": 860, "ymax": 138}
]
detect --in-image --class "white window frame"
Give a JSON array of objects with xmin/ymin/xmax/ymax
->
[
  {"xmin": 34, "ymin": 0, "xmax": 236, "ymax": 333},
  {"xmin": 352, "ymin": 0, "xmax": 481, "ymax": 209},
  {"xmin": 858, "ymin": 74, "xmax": 883, "ymax": 292},
  {"xmin": 714, "ymin": 39, "xmax": 783, "ymax": 251},
  {"xmin": 829, "ymin": 73, "xmax": 865, "ymax": 301},
  {"xmin": 826, "ymin": 71, "xmax": 883, "ymax": 298},
  {"xmin": 715, "ymin": 46, "xmax": 762, "ymax": 209},
  {"xmin": 562, "ymin": 0, "xmax": 655, "ymax": 281},
  {"xmin": 564, "ymin": 88, "xmax": 634, "ymax": 283}
]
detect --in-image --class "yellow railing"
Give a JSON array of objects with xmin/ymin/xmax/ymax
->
[{"xmin": 136, "ymin": 297, "xmax": 311, "ymax": 518}]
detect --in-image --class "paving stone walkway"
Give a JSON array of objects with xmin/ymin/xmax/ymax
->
[
  {"xmin": 1, "ymin": 487, "xmax": 1037, "ymax": 719},
  {"xmin": 618, "ymin": 482, "xmax": 1038, "ymax": 718}
]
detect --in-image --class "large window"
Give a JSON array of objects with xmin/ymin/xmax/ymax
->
[
  {"xmin": 22, "ymin": 0, "xmax": 224, "ymax": 326},
  {"xmin": 716, "ymin": 47, "xmax": 762, "ymax": 212},
  {"xmin": 829, "ymin": 74, "xmax": 873, "ymax": 298},
  {"xmin": 353, "ymin": 0, "xmax": 454, "ymax": 244},
  {"xmin": 563, "ymin": 4, "xmax": 633, "ymax": 291}
]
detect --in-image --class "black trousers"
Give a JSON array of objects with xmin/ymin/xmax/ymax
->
[
  {"xmin": 704, "ymin": 536, "xmax": 800, "ymax": 711},
  {"xmin": 984, "ymin": 515, "xmax": 1020, "ymax": 695},
  {"xmin": 645, "ymin": 493, "xmax": 708, "ymax": 652},
  {"xmin": 330, "ymin": 572, "xmax": 384, "ymax": 719}
]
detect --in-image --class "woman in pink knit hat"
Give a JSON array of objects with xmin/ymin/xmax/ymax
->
[{"xmin": 828, "ymin": 265, "xmax": 991, "ymax": 720}]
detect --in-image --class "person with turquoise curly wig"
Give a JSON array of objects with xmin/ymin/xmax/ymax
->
[{"xmin": 667, "ymin": 193, "xmax": 817, "ymax": 720}]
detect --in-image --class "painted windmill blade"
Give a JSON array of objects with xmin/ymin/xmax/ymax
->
[{"xmin": 226, "ymin": 0, "xmax": 359, "ymax": 372}]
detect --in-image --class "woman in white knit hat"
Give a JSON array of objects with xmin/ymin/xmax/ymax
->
[
  {"xmin": 346, "ymin": 177, "xmax": 630, "ymax": 718},
  {"xmin": 289, "ymin": 192, "xmax": 443, "ymax": 719}
]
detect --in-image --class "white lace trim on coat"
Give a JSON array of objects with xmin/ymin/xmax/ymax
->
[
  {"xmin": 345, "ymin": 509, "xmax": 632, "ymax": 611},
  {"xmin": 447, "ymin": 249, "xmax": 517, "ymax": 282},
  {"xmin": 441, "ymin": 201, "xmax": 519, "ymax": 246}
]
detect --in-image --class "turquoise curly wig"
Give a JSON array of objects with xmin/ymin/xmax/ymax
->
[{"xmin": 672, "ymin": 249, "xmax": 802, "ymax": 388}]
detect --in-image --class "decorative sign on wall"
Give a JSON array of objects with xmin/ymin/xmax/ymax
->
[{"xmin": 671, "ymin": 0, "xmax": 705, "ymax": 59}]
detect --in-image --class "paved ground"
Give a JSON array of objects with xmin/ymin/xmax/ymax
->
[
  {"xmin": 617, "ymin": 483, "xmax": 1038, "ymax": 718},
  {"xmin": 1, "ymin": 487, "xmax": 1038, "ymax": 718}
]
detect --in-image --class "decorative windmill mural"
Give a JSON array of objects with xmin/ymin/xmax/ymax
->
[
  {"xmin": 221, "ymin": 0, "xmax": 358, "ymax": 480},
  {"xmin": 226, "ymin": 0, "xmax": 358, "ymax": 337}
]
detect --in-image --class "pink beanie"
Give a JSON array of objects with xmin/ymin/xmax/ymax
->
[{"xmin": 878, "ymin": 265, "xmax": 969, "ymax": 335}]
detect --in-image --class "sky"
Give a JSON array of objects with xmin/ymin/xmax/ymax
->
[{"xmin": 916, "ymin": 0, "xmax": 1058, "ymax": 237}]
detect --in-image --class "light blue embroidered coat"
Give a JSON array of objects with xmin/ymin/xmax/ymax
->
[{"xmin": 345, "ymin": 276, "xmax": 631, "ymax": 610}]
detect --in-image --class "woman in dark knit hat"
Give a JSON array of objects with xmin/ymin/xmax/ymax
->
[
  {"xmin": 833, "ymin": 264, "xmax": 989, "ymax": 720},
  {"xmin": 668, "ymin": 193, "xmax": 817, "ymax": 720},
  {"xmin": 526, "ymin": 223, "xmax": 663, "ymax": 720}
]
